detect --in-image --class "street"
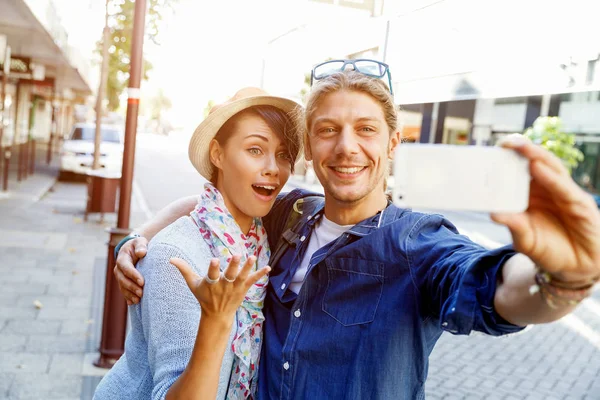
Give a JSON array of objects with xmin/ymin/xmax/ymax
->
[
  {"xmin": 133, "ymin": 132, "xmax": 600, "ymax": 399},
  {"xmin": 2, "ymin": 0, "xmax": 600, "ymax": 398}
]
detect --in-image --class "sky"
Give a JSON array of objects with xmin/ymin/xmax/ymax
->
[
  {"xmin": 50, "ymin": 0, "xmax": 600, "ymax": 129},
  {"xmin": 53, "ymin": 0, "xmax": 336, "ymax": 129}
]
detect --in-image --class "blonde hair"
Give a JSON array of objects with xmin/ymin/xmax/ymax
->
[{"xmin": 303, "ymin": 70, "xmax": 398, "ymax": 134}]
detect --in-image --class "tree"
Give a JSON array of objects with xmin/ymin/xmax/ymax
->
[
  {"xmin": 523, "ymin": 116, "xmax": 584, "ymax": 173},
  {"xmin": 145, "ymin": 88, "xmax": 172, "ymax": 134},
  {"xmin": 99, "ymin": 0, "xmax": 176, "ymax": 111},
  {"xmin": 149, "ymin": 88, "xmax": 172, "ymax": 121}
]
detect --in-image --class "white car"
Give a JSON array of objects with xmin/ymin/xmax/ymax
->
[{"xmin": 60, "ymin": 123, "xmax": 124, "ymax": 177}]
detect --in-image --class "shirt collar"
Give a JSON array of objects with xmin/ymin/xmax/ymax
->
[{"xmin": 303, "ymin": 199, "xmax": 406, "ymax": 237}]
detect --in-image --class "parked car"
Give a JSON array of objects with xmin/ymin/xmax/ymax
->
[{"xmin": 60, "ymin": 123, "xmax": 123, "ymax": 179}]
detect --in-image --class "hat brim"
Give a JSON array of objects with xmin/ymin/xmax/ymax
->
[{"xmin": 189, "ymin": 95, "xmax": 301, "ymax": 181}]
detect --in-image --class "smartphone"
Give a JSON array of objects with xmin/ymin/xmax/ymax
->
[{"xmin": 392, "ymin": 144, "xmax": 530, "ymax": 213}]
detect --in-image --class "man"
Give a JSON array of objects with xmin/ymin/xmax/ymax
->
[{"xmin": 115, "ymin": 63, "xmax": 600, "ymax": 399}]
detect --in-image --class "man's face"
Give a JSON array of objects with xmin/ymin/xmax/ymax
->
[{"xmin": 305, "ymin": 90, "xmax": 399, "ymax": 205}]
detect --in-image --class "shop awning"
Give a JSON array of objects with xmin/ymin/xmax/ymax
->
[{"xmin": 0, "ymin": 0, "xmax": 91, "ymax": 95}]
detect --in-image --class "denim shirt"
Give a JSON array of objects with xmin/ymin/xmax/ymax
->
[{"xmin": 257, "ymin": 189, "xmax": 524, "ymax": 400}]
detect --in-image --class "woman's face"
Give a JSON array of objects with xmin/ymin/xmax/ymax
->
[{"xmin": 211, "ymin": 112, "xmax": 293, "ymax": 231}]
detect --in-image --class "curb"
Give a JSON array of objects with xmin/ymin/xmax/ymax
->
[{"xmin": 34, "ymin": 177, "xmax": 58, "ymax": 202}]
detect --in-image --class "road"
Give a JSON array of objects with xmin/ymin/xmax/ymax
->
[{"xmin": 133, "ymin": 132, "xmax": 600, "ymax": 399}]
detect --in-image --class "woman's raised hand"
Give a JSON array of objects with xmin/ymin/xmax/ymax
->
[{"xmin": 170, "ymin": 255, "xmax": 270, "ymax": 322}]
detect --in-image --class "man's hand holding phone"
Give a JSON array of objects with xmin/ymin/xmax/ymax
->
[
  {"xmin": 492, "ymin": 135, "xmax": 600, "ymax": 284},
  {"xmin": 393, "ymin": 136, "xmax": 600, "ymax": 284}
]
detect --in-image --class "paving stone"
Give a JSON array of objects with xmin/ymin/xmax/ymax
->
[
  {"xmin": 7, "ymin": 373, "xmax": 82, "ymax": 400},
  {"xmin": 4, "ymin": 320, "xmax": 61, "ymax": 335},
  {"xmin": 461, "ymin": 378, "xmax": 480, "ymax": 389},
  {"xmin": 46, "ymin": 283, "xmax": 94, "ymax": 296},
  {"xmin": 37, "ymin": 307, "xmax": 90, "ymax": 321},
  {"xmin": 28, "ymin": 273, "xmax": 73, "ymax": 286},
  {"xmin": 0, "ymin": 274, "xmax": 30, "ymax": 284},
  {"xmin": 0, "ymin": 283, "xmax": 48, "ymax": 295},
  {"xmin": 66, "ymin": 296, "xmax": 91, "ymax": 308},
  {"xmin": 60, "ymin": 320, "xmax": 93, "ymax": 335},
  {"xmin": 15, "ymin": 294, "xmax": 68, "ymax": 308},
  {"xmin": 0, "ymin": 334, "xmax": 27, "ymax": 351},
  {"xmin": 48, "ymin": 354, "xmax": 84, "ymax": 375},
  {"xmin": 524, "ymin": 395, "xmax": 547, "ymax": 400},
  {"xmin": 0, "ymin": 306, "xmax": 39, "ymax": 320},
  {"xmin": 0, "ymin": 353, "xmax": 51, "ymax": 373},
  {"xmin": 0, "ymin": 293, "xmax": 17, "ymax": 306},
  {"xmin": 0, "ymin": 372, "xmax": 15, "ymax": 398},
  {"xmin": 25, "ymin": 335, "xmax": 87, "ymax": 353}
]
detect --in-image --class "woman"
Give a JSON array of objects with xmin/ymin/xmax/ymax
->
[{"xmin": 94, "ymin": 87, "xmax": 301, "ymax": 400}]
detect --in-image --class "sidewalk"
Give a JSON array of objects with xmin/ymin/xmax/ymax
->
[{"xmin": 0, "ymin": 156, "xmax": 145, "ymax": 400}]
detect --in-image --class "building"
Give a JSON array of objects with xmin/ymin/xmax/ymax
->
[
  {"xmin": 267, "ymin": 0, "xmax": 600, "ymax": 193},
  {"xmin": 0, "ymin": 0, "xmax": 92, "ymax": 189}
]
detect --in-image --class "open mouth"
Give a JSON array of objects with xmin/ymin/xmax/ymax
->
[{"xmin": 252, "ymin": 184, "xmax": 277, "ymax": 197}]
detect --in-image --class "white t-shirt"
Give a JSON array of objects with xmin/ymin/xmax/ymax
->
[{"xmin": 288, "ymin": 215, "xmax": 354, "ymax": 294}]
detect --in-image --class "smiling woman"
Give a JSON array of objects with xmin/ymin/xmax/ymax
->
[{"xmin": 94, "ymin": 88, "xmax": 302, "ymax": 400}]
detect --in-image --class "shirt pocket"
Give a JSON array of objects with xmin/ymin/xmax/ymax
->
[{"xmin": 322, "ymin": 258, "xmax": 384, "ymax": 326}]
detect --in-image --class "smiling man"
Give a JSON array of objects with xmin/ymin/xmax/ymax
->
[{"xmin": 114, "ymin": 65, "xmax": 600, "ymax": 399}]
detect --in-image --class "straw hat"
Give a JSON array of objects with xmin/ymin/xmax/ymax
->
[{"xmin": 188, "ymin": 87, "xmax": 301, "ymax": 180}]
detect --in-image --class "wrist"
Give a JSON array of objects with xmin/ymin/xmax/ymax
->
[
  {"xmin": 538, "ymin": 269, "xmax": 600, "ymax": 289},
  {"xmin": 113, "ymin": 233, "xmax": 141, "ymax": 259},
  {"xmin": 529, "ymin": 269, "xmax": 597, "ymax": 309},
  {"xmin": 200, "ymin": 312, "xmax": 234, "ymax": 331}
]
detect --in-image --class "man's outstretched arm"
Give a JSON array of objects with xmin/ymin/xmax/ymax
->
[
  {"xmin": 115, "ymin": 195, "xmax": 198, "ymax": 305},
  {"xmin": 492, "ymin": 136, "xmax": 600, "ymax": 326}
]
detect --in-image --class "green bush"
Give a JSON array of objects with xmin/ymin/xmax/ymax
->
[{"xmin": 523, "ymin": 116, "xmax": 584, "ymax": 173}]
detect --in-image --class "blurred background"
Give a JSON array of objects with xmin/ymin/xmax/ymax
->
[{"xmin": 1, "ymin": 0, "xmax": 599, "ymax": 399}]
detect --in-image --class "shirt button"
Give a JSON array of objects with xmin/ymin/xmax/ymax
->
[
  {"xmin": 300, "ymin": 235, "xmax": 306, "ymax": 242},
  {"xmin": 294, "ymin": 309, "xmax": 301, "ymax": 318},
  {"xmin": 307, "ymin": 215, "xmax": 312, "ymax": 220},
  {"xmin": 283, "ymin": 362, "xmax": 290, "ymax": 370},
  {"xmin": 280, "ymin": 283, "xmax": 286, "ymax": 290},
  {"xmin": 442, "ymin": 322, "xmax": 448, "ymax": 327}
]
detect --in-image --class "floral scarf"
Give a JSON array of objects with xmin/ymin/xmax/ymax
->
[{"xmin": 190, "ymin": 183, "xmax": 270, "ymax": 399}]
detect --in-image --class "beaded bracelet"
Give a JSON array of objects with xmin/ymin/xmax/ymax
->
[{"xmin": 529, "ymin": 270, "xmax": 598, "ymax": 309}]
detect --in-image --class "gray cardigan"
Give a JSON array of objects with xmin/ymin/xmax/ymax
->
[{"xmin": 94, "ymin": 216, "xmax": 236, "ymax": 400}]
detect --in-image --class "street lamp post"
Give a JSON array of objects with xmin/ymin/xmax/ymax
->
[
  {"xmin": 95, "ymin": 0, "xmax": 147, "ymax": 369},
  {"xmin": 2, "ymin": 45, "xmax": 11, "ymax": 191}
]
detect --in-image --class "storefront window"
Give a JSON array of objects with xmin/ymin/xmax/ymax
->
[{"xmin": 573, "ymin": 141, "xmax": 600, "ymax": 194}]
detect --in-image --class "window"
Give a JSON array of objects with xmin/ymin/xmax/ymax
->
[
  {"xmin": 494, "ymin": 97, "xmax": 527, "ymax": 105},
  {"xmin": 586, "ymin": 59, "xmax": 596, "ymax": 85},
  {"xmin": 573, "ymin": 141, "xmax": 600, "ymax": 194}
]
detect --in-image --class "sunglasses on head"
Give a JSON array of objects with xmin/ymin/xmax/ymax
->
[{"xmin": 310, "ymin": 59, "xmax": 394, "ymax": 95}]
